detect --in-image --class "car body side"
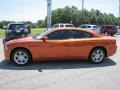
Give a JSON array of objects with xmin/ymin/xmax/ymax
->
[{"xmin": 4, "ymin": 28, "xmax": 117, "ymax": 62}]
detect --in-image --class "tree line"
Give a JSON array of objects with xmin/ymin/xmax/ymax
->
[
  {"xmin": 0, "ymin": 21, "xmax": 40, "ymax": 29},
  {"xmin": 0, "ymin": 6, "xmax": 120, "ymax": 29},
  {"xmin": 38, "ymin": 6, "xmax": 120, "ymax": 27}
]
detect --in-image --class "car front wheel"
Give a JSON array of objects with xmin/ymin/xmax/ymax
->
[
  {"xmin": 12, "ymin": 49, "xmax": 31, "ymax": 66},
  {"xmin": 89, "ymin": 48, "xmax": 106, "ymax": 64}
]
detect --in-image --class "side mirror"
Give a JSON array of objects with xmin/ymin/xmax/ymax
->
[{"xmin": 42, "ymin": 37, "xmax": 48, "ymax": 42}]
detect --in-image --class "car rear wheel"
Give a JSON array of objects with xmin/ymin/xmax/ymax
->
[
  {"xmin": 89, "ymin": 48, "xmax": 106, "ymax": 64},
  {"xmin": 12, "ymin": 49, "xmax": 31, "ymax": 66}
]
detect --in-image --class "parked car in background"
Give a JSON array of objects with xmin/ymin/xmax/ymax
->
[
  {"xmin": 100, "ymin": 25, "xmax": 117, "ymax": 36},
  {"xmin": 4, "ymin": 27, "xmax": 117, "ymax": 66},
  {"xmin": 79, "ymin": 24, "xmax": 100, "ymax": 33},
  {"xmin": 116, "ymin": 26, "xmax": 120, "ymax": 34},
  {"xmin": 3, "ymin": 23, "xmax": 31, "ymax": 43},
  {"xmin": 52, "ymin": 23, "xmax": 74, "ymax": 28}
]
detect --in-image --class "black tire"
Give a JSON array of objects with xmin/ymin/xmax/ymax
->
[
  {"xmin": 11, "ymin": 49, "xmax": 31, "ymax": 66},
  {"xmin": 89, "ymin": 48, "xmax": 106, "ymax": 64}
]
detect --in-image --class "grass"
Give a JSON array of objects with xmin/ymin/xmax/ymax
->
[
  {"xmin": 0, "ymin": 28, "xmax": 45, "ymax": 38},
  {"xmin": 0, "ymin": 29, "xmax": 5, "ymax": 38},
  {"xmin": 31, "ymin": 28, "xmax": 45, "ymax": 35}
]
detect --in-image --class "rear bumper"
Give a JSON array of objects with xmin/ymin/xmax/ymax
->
[{"xmin": 107, "ymin": 45, "xmax": 117, "ymax": 56}]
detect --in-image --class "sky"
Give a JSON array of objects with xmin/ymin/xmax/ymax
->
[{"xmin": 0, "ymin": 0, "xmax": 119, "ymax": 22}]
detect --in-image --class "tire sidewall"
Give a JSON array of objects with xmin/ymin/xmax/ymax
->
[
  {"xmin": 89, "ymin": 48, "xmax": 106, "ymax": 64},
  {"xmin": 12, "ymin": 49, "xmax": 31, "ymax": 66}
]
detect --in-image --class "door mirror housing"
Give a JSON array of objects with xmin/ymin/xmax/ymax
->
[{"xmin": 42, "ymin": 37, "xmax": 48, "ymax": 42}]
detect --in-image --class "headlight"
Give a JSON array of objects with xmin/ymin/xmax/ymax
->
[
  {"xmin": 4, "ymin": 43, "xmax": 9, "ymax": 50},
  {"xmin": 4, "ymin": 45, "xmax": 8, "ymax": 50}
]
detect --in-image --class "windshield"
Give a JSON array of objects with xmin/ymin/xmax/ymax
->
[
  {"xmin": 8, "ymin": 24, "xmax": 25, "ymax": 30},
  {"xmin": 33, "ymin": 29, "xmax": 53, "ymax": 39}
]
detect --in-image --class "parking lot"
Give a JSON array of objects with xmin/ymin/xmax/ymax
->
[{"xmin": 0, "ymin": 35, "xmax": 120, "ymax": 90}]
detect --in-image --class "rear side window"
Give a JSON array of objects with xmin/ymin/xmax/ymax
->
[{"xmin": 70, "ymin": 30, "xmax": 93, "ymax": 39}]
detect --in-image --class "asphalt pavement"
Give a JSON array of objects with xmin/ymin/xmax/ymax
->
[{"xmin": 0, "ymin": 35, "xmax": 120, "ymax": 90}]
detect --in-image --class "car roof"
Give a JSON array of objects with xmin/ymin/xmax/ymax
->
[
  {"xmin": 8, "ymin": 23, "xmax": 24, "ymax": 27},
  {"xmin": 101, "ymin": 25, "xmax": 115, "ymax": 26},
  {"xmin": 80, "ymin": 24, "xmax": 98, "ymax": 26},
  {"xmin": 54, "ymin": 23, "xmax": 73, "ymax": 25},
  {"xmin": 51, "ymin": 27, "xmax": 101, "ymax": 37}
]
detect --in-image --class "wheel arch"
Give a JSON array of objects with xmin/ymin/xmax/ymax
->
[{"xmin": 10, "ymin": 47, "xmax": 33, "ymax": 61}]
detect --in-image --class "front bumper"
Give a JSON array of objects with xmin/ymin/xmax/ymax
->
[{"xmin": 4, "ymin": 47, "xmax": 11, "ymax": 61}]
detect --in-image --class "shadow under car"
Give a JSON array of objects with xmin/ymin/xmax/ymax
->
[{"xmin": 0, "ymin": 58, "xmax": 117, "ymax": 72}]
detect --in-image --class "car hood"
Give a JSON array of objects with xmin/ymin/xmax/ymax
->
[{"xmin": 5, "ymin": 36, "xmax": 35, "ymax": 45}]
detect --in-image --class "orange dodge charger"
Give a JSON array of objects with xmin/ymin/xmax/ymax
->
[{"xmin": 4, "ymin": 28, "xmax": 117, "ymax": 66}]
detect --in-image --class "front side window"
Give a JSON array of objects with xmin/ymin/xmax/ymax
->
[{"xmin": 47, "ymin": 30, "xmax": 71, "ymax": 40}]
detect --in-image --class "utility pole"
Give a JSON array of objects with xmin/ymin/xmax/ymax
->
[
  {"xmin": 118, "ymin": 0, "xmax": 120, "ymax": 18},
  {"xmin": 81, "ymin": 0, "xmax": 84, "ymax": 24},
  {"xmin": 47, "ymin": 0, "xmax": 52, "ymax": 30}
]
